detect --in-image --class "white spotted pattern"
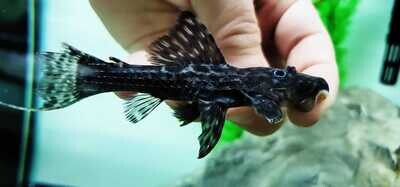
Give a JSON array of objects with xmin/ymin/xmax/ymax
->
[
  {"xmin": 36, "ymin": 43, "xmax": 94, "ymax": 110},
  {"xmin": 148, "ymin": 11, "xmax": 226, "ymax": 66}
]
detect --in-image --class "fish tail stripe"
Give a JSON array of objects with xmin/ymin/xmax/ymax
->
[
  {"xmin": 123, "ymin": 93, "xmax": 163, "ymax": 123},
  {"xmin": 35, "ymin": 43, "xmax": 102, "ymax": 110}
]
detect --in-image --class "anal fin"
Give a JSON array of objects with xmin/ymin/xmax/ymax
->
[{"xmin": 124, "ymin": 93, "xmax": 162, "ymax": 123}]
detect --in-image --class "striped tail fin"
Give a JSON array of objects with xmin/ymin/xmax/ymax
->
[{"xmin": 0, "ymin": 43, "xmax": 104, "ymax": 111}]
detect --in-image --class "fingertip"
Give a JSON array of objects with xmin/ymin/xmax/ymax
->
[
  {"xmin": 165, "ymin": 0, "xmax": 192, "ymax": 10},
  {"xmin": 115, "ymin": 91, "xmax": 136, "ymax": 100},
  {"xmin": 287, "ymin": 92, "xmax": 332, "ymax": 127},
  {"xmin": 227, "ymin": 107, "xmax": 284, "ymax": 136},
  {"xmin": 287, "ymin": 108, "xmax": 320, "ymax": 127},
  {"xmin": 165, "ymin": 100, "xmax": 187, "ymax": 110}
]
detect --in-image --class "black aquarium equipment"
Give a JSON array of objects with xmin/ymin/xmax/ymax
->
[{"xmin": 381, "ymin": 0, "xmax": 400, "ymax": 85}]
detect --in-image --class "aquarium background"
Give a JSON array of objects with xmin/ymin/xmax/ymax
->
[
  {"xmin": 30, "ymin": 1, "xmax": 204, "ymax": 186},
  {"xmin": 340, "ymin": 0, "xmax": 400, "ymax": 98},
  {"xmin": 0, "ymin": 0, "xmax": 399, "ymax": 186}
]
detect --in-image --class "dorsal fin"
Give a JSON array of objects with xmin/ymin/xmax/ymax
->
[
  {"xmin": 61, "ymin": 43, "xmax": 100, "ymax": 65},
  {"xmin": 148, "ymin": 11, "xmax": 226, "ymax": 66},
  {"xmin": 62, "ymin": 43, "xmax": 132, "ymax": 68}
]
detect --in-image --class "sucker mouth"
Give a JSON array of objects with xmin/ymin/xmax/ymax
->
[
  {"xmin": 318, "ymin": 79, "xmax": 330, "ymax": 92},
  {"xmin": 298, "ymin": 98, "xmax": 315, "ymax": 112}
]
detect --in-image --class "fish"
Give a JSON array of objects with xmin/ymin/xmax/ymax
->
[{"xmin": 0, "ymin": 11, "xmax": 329, "ymax": 158}]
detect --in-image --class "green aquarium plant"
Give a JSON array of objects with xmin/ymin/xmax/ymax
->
[
  {"xmin": 218, "ymin": 0, "xmax": 359, "ymax": 145},
  {"xmin": 314, "ymin": 0, "xmax": 360, "ymax": 86},
  {"xmin": 218, "ymin": 120, "xmax": 244, "ymax": 145}
]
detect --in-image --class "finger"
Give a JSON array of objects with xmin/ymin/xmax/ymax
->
[
  {"xmin": 191, "ymin": 0, "xmax": 268, "ymax": 68},
  {"xmin": 255, "ymin": 0, "xmax": 296, "ymax": 67},
  {"xmin": 271, "ymin": 0, "xmax": 338, "ymax": 127},
  {"xmin": 217, "ymin": 0, "xmax": 294, "ymax": 135},
  {"xmin": 90, "ymin": 0, "xmax": 179, "ymax": 52},
  {"xmin": 115, "ymin": 91, "xmax": 137, "ymax": 100},
  {"xmin": 226, "ymin": 107, "xmax": 285, "ymax": 136},
  {"xmin": 165, "ymin": 0, "xmax": 192, "ymax": 10},
  {"xmin": 164, "ymin": 100, "xmax": 188, "ymax": 109}
]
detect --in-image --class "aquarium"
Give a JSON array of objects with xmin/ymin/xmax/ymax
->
[
  {"xmin": 1, "ymin": 1, "xmax": 204, "ymax": 186},
  {"xmin": 0, "ymin": 0, "xmax": 399, "ymax": 186}
]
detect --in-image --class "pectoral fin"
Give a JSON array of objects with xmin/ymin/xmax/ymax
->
[
  {"xmin": 242, "ymin": 92, "xmax": 283, "ymax": 125},
  {"xmin": 253, "ymin": 99, "xmax": 283, "ymax": 125},
  {"xmin": 197, "ymin": 100, "xmax": 227, "ymax": 158}
]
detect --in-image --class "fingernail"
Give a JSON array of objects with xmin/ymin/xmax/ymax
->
[{"xmin": 316, "ymin": 90, "xmax": 329, "ymax": 105}]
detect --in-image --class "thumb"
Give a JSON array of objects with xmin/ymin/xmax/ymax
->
[{"xmin": 191, "ymin": 0, "xmax": 269, "ymax": 68}]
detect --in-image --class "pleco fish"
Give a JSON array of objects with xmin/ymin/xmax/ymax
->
[{"xmin": 0, "ymin": 11, "xmax": 329, "ymax": 158}]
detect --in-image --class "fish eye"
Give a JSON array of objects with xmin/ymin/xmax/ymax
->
[{"xmin": 274, "ymin": 70, "xmax": 286, "ymax": 78}]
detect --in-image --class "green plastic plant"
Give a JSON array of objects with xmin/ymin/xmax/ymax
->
[
  {"xmin": 219, "ymin": 0, "xmax": 359, "ymax": 145},
  {"xmin": 313, "ymin": 0, "xmax": 359, "ymax": 86}
]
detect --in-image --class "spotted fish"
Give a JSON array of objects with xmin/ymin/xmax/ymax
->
[{"xmin": 0, "ymin": 11, "xmax": 329, "ymax": 158}]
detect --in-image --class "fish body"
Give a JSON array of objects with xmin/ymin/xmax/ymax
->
[
  {"xmin": 5, "ymin": 11, "xmax": 329, "ymax": 158},
  {"xmin": 77, "ymin": 61, "xmax": 241, "ymax": 101},
  {"xmin": 76, "ymin": 59, "xmax": 286, "ymax": 106}
]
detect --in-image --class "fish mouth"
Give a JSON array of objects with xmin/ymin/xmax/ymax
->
[
  {"xmin": 317, "ymin": 78, "xmax": 330, "ymax": 92},
  {"xmin": 297, "ymin": 90, "xmax": 329, "ymax": 112},
  {"xmin": 297, "ymin": 98, "xmax": 315, "ymax": 112}
]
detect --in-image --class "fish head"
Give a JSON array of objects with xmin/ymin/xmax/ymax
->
[{"xmin": 284, "ymin": 68, "xmax": 329, "ymax": 112}]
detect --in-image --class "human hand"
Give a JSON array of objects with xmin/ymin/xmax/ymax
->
[{"xmin": 89, "ymin": 0, "xmax": 338, "ymax": 135}]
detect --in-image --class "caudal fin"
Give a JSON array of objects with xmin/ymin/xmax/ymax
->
[
  {"xmin": 35, "ymin": 44, "xmax": 84, "ymax": 110},
  {"xmin": 0, "ymin": 43, "xmax": 103, "ymax": 111}
]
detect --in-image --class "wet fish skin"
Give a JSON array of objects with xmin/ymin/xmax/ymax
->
[
  {"xmin": 14, "ymin": 11, "xmax": 329, "ymax": 158},
  {"xmin": 73, "ymin": 51, "xmax": 327, "ymax": 119}
]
